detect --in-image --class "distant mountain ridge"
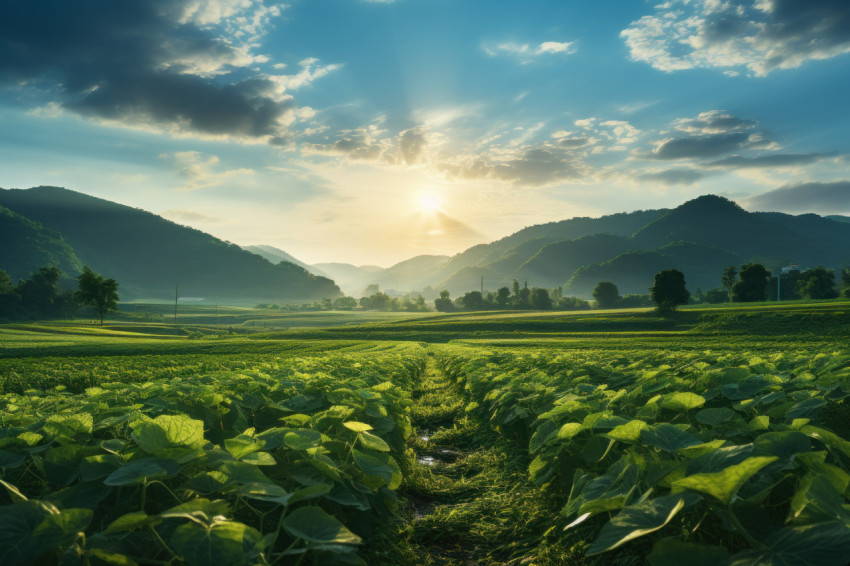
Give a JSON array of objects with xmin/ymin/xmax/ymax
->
[{"xmin": 0, "ymin": 186, "xmax": 341, "ymax": 301}]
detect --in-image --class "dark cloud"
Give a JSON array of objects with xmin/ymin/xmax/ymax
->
[
  {"xmin": 639, "ymin": 169, "xmax": 706, "ymax": 185},
  {"xmin": 709, "ymin": 153, "xmax": 829, "ymax": 169},
  {"xmin": 652, "ymin": 132, "xmax": 753, "ymax": 159},
  {"xmin": 746, "ymin": 181, "xmax": 850, "ymax": 213},
  {"xmin": 0, "ymin": 0, "xmax": 299, "ymax": 140},
  {"xmin": 624, "ymin": 0, "xmax": 850, "ymax": 76}
]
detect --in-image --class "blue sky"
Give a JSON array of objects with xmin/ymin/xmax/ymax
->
[{"xmin": 1, "ymin": 0, "xmax": 850, "ymax": 265}]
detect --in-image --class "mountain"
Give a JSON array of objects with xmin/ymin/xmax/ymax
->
[
  {"xmin": 827, "ymin": 215, "xmax": 850, "ymax": 224},
  {"xmin": 0, "ymin": 205, "xmax": 84, "ymax": 282},
  {"xmin": 313, "ymin": 256, "xmax": 450, "ymax": 297},
  {"xmin": 0, "ymin": 187, "xmax": 340, "ymax": 302},
  {"xmin": 243, "ymin": 245, "xmax": 330, "ymax": 278},
  {"xmin": 311, "ymin": 263, "xmax": 384, "ymax": 296},
  {"xmin": 516, "ymin": 234, "xmax": 638, "ymax": 288},
  {"xmin": 565, "ymin": 242, "xmax": 742, "ymax": 296}
]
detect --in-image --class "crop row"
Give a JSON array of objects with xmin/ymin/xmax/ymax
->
[
  {"xmin": 0, "ymin": 344, "xmax": 425, "ymax": 565},
  {"xmin": 439, "ymin": 344, "xmax": 850, "ymax": 565}
]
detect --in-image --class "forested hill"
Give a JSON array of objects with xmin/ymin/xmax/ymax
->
[
  {"xmin": 432, "ymin": 195, "xmax": 850, "ymax": 296},
  {"xmin": 0, "ymin": 204, "xmax": 83, "ymax": 281},
  {"xmin": 0, "ymin": 186, "xmax": 341, "ymax": 301}
]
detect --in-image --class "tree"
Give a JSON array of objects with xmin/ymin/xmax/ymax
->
[
  {"xmin": 460, "ymin": 291, "xmax": 485, "ymax": 310},
  {"xmin": 76, "ymin": 266, "xmax": 119, "ymax": 324},
  {"xmin": 721, "ymin": 266, "xmax": 737, "ymax": 302},
  {"xmin": 650, "ymin": 269, "xmax": 690, "ymax": 313},
  {"xmin": 495, "ymin": 287, "xmax": 511, "ymax": 308},
  {"xmin": 434, "ymin": 290, "xmax": 454, "ymax": 312},
  {"xmin": 530, "ymin": 288, "xmax": 552, "ymax": 310},
  {"xmin": 332, "ymin": 296, "xmax": 357, "ymax": 310},
  {"xmin": 842, "ymin": 268, "xmax": 850, "ymax": 299},
  {"xmin": 796, "ymin": 267, "xmax": 839, "ymax": 300},
  {"xmin": 592, "ymin": 281, "xmax": 620, "ymax": 309},
  {"xmin": 731, "ymin": 263, "xmax": 770, "ymax": 302},
  {"xmin": 16, "ymin": 266, "xmax": 64, "ymax": 318}
]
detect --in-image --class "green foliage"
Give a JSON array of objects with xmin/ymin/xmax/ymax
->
[
  {"xmin": 732, "ymin": 263, "xmax": 770, "ymax": 302},
  {"xmin": 0, "ymin": 344, "xmax": 425, "ymax": 564},
  {"xmin": 796, "ymin": 266, "xmax": 839, "ymax": 300},
  {"xmin": 650, "ymin": 269, "xmax": 690, "ymax": 312},
  {"xmin": 76, "ymin": 266, "xmax": 119, "ymax": 324},
  {"xmin": 592, "ymin": 281, "xmax": 620, "ymax": 309}
]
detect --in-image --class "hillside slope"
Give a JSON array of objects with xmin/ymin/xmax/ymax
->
[
  {"xmin": 0, "ymin": 205, "xmax": 84, "ymax": 282},
  {"xmin": 0, "ymin": 187, "xmax": 340, "ymax": 301}
]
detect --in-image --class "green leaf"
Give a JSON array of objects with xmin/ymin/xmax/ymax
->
[
  {"xmin": 223, "ymin": 435, "xmax": 263, "ymax": 460},
  {"xmin": 0, "ymin": 501, "xmax": 49, "ymax": 564},
  {"xmin": 729, "ymin": 522, "xmax": 850, "ymax": 566},
  {"xmin": 104, "ymin": 458, "xmax": 180, "ymax": 486},
  {"xmin": 661, "ymin": 392, "xmax": 705, "ymax": 412},
  {"xmin": 282, "ymin": 506, "xmax": 361, "ymax": 545},
  {"xmin": 0, "ymin": 479, "xmax": 28, "ymax": 503},
  {"xmin": 170, "ymin": 520, "xmax": 266, "ymax": 566},
  {"xmin": 352, "ymin": 449, "xmax": 396, "ymax": 487},
  {"xmin": 648, "ymin": 537, "xmax": 730, "ymax": 566},
  {"xmin": 161, "ymin": 499, "xmax": 230, "ymax": 524},
  {"xmin": 607, "ymin": 420, "xmax": 650, "ymax": 443},
  {"xmin": 283, "ymin": 430, "xmax": 323, "ymax": 451},
  {"xmin": 343, "ymin": 421, "xmax": 373, "ymax": 433},
  {"xmin": 673, "ymin": 456, "xmax": 777, "ymax": 504},
  {"xmin": 641, "ymin": 424, "xmax": 701, "ymax": 452},
  {"xmin": 288, "ymin": 484, "xmax": 333, "ymax": 505},
  {"xmin": 131, "ymin": 415, "xmax": 205, "ymax": 455},
  {"xmin": 586, "ymin": 495, "xmax": 686, "ymax": 556},
  {"xmin": 105, "ymin": 511, "xmax": 162, "ymax": 534},
  {"xmin": 239, "ymin": 451, "xmax": 276, "ymax": 466},
  {"xmin": 0, "ymin": 450, "xmax": 26, "ymax": 470},
  {"xmin": 357, "ymin": 431, "xmax": 391, "ymax": 452},
  {"xmin": 86, "ymin": 548, "xmax": 139, "ymax": 566},
  {"xmin": 752, "ymin": 431, "xmax": 812, "ymax": 461},
  {"xmin": 801, "ymin": 425, "xmax": 850, "ymax": 458},
  {"xmin": 695, "ymin": 407, "xmax": 736, "ymax": 427},
  {"xmin": 556, "ymin": 422, "xmax": 583, "ymax": 440},
  {"xmin": 217, "ymin": 461, "xmax": 273, "ymax": 486}
]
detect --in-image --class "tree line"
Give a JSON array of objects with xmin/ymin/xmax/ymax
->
[{"xmin": 0, "ymin": 266, "xmax": 119, "ymax": 323}]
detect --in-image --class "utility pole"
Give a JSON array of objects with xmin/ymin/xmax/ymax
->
[{"xmin": 174, "ymin": 285, "xmax": 178, "ymax": 323}]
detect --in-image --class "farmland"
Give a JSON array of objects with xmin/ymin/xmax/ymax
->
[{"xmin": 1, "ymin": 301, "xmax": 849, "ymax": 565}]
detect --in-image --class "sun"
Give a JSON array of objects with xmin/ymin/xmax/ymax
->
[{"xmin": 419, "ymin": 193, "xmax": 441, "ymax": 213}]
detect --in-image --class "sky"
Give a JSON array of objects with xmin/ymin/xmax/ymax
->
[{"xmin": 1, "ymin": 0, "xmax": 850, "ymax": 266}]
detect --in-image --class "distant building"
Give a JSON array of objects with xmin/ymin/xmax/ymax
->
[{"xmin": 781, "ymin": 264, "xmax": 801, "ymax": 275}]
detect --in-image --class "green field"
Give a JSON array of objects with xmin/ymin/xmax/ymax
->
[{"xmin": 1, "ymin": 302, "xmax": 849, "ymax": 565}]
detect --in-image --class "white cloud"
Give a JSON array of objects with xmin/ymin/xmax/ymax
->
[
  {"xmin": 160, "ymin": 151, "xmax": 255, "ymax": 190},
  {"xmin": 483, "ymin": 40, "xmax": 576, "ymax": 63},
  {"xmin": 622, "ymin": 0, "xmax": 850, "ymax": 76}
]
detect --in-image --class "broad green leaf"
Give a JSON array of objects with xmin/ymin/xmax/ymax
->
[
  {"xmin": 729, "ymin": 521, "xmax": 850, "ymax": 566},
  {"xmin": 795, "ymin": 451, "xmax": 850, "ymax": 494},
  {"xmin": 170, "ymin": 520, "xmax": 266, "ymax": 566},
  {"xmin": 648, "ymin": 537, "xmax": 731, "ymax": 566},
  {"xmin": 696, "ymin": 407, "xmax": 736, "ymax": 427},
  {"xmin": 240, "ymin": 451, "xmax": 276, "ymax": 466},
  {"xmin": 673, "ymin": 456, "xmax": 777, "ymax": 504},
  {"xmin": 86, "ymin": 548, "xmax": 139, "ymax": 566},
  {"xmin": 786, "ymin": 398, "xmax": 827, "ymax": 421},
  {"xmin": 343, "ymin": 421, "xmax": 373, "ymax": 433},
  {"xmin": 131, "ymin": 415, "xmax": 205, "ymax": 455},
  {"xmin": 43, "ymin": 414, "xmax": 93, "ymax": 438},
  {"xmin": 238, "ymin": 482, "xmax": 289, "ymax": 504},
  {"xmin": 283, "ymin": 430, "xmax": 323, "ymax": 451},
  {"xmin": 282, "ymin": 506, "xmax": 361, "ymax": 545},
  {"xmin": 607, "ymin": 420, "xmax": 650, "ymax": 443},
  {"xmin": 0, "ymin": 479, "xmax": 28, "ymax": 503},
  {"xmin": 288, "ymin": 484, "xmax": 332, "ymax": 505},
  {"xmin": 661, "ymin": 393, "xmax": 705, "ymax": 412},
  {"xmin": 801, "ymin": 425, "xmax": 850, "ymax": 458},
  {"xmin": 556, "ymin": 422, "xmax": 583, "ymax": 440},
  {"xmin": 0, "ymin": 501, "xmax": 49, "ymax": 564},
  {"xmin": 677, "ymin": 439, "xmax": 726, "ymax": 459},
  {"xmin": 357, "ymin": 431, "xmax": 391, "ymax": 452},
  {"xmin": 32, "ymin": 507, "xmax": 93, "ymax": 549},
  {"xmin": 161, "ymin": 499, "xmax": 230, "ymax": 524},
  {"xmin": 686, "ymin": 444, "xmax": 753, "ymax": 475},
  {"xmin": 747, "ymin": 415, "xmax": 770, "ymax": 431},
  {"xmin": 104, "ymin": 458, "xmax": 180, "ymax": 486},
  {"xmin": 105, "ymin": 511, "xmax": 162, "ymax": 534},
  {"xmin": 586, "ymin": 495, "xmax": 686, "ymax": 556},
  {"xmin": 352, "ymin": 449, "xmax": 395, "ymax": 486},
  {"xmin": 217, "ymin": 461, "xmax": 272, "ymax": 486},
  {"xmin": 788, "ymin": 474, "xmax": 850, "ymax": 524},
  {"xmin": 752, "ymin": 431, "xmax": 811, "ymax": 461},
  {"xmin": 0, "ymin": 450, "xmax": 26, "ymax": 470},
  {"xmin": 641, "ymin": 424, "xmax": 701, "ymax": 452},
  {"xmin": 223, "ymin": 435, "xmax": 263, "ymax": 460}
]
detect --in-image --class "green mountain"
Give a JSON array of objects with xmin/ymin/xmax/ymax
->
[
  {"xmin": 243, "ymin": 245, "xmax": 330, "ymax": 278},
  {"xmin": 0, "ymin": 205, "xmax": 84, "ymax": 282},
  {"xmin": 565, "ymin": 242, "xmax": 741, "ymax": 296},
  {"xmin": 313, "ymin": 256, "xmax": 450, "ymax": 297},
  {"xmin": 516, "ymin": 234, "xmax": 637, "ymax": 288},
  {"xmin": 0, "ymin": 187, "xmax": 340, "ymax": 302}
]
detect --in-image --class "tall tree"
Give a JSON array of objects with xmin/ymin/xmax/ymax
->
[
  {"xmin": 842, "ymin": 268, "xmax": 850, "ymax": 298},
  {"xmin": 592, "ymin": 281, "xmax": 621, "ymax": 309},
  {"xmin": 434, "ymin": 290, "xmax": 454, "ymax": 312},
  {"xmin": 530, "ymin": 288, "xmax": 552, "ymax": 310},
  {"xmin": 461, "ymin": 291, "xmax": 485, "ymax": 311},
  {"xmin": 796, "ymin": 267, "xmax": 839, "ymax": 300},
  {"xmin": 732, "ymin": 263, "xmax": 770, "ymax": 302},
  {"xmin": 76, "ymin": 266, "xmax": 120, "ymax": 325},
  {"xmin": 650, "ymin": 269, "xmax": 690, "ymax": 313},
  {"xmin": 16, "ymin": 266, "xmax": 63, "ymax": 317},
  {"xmin": 495, "ymin": 287, "xmax": 511, "ymax": 308},
  {"xmin": 721, "ymin": 265, "xmax": 737, "ymax": 301}
]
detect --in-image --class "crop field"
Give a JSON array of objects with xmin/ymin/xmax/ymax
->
[{"xmin": 1, "ymin": 302, "xmax": 849, "ymax": 565}]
